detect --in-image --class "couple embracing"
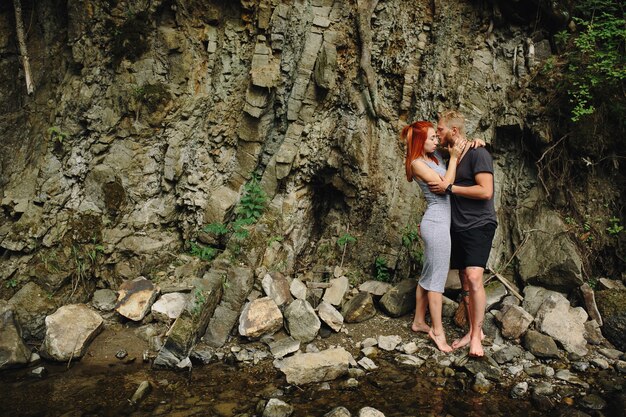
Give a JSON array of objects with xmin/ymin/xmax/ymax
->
[{"xmin": 402, "ymin": 110, "xmax": 497, "ymax": 357}]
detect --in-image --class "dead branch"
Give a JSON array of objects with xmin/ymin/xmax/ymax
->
[{"xmin": 13, "ymin": 0, "xmax": 34, "ymax": 95}]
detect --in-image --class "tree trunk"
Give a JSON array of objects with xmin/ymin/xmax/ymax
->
[{"xmin": 13, "ymin": 0, "xmax": 34, "ymax": 95}]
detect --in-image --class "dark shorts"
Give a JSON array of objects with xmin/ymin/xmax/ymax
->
[{"xmin": 450, "ymin": 223, "xmax": 497, "ymax": 270}]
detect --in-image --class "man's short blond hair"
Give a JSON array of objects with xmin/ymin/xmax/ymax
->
[{"xmin": 439, "ymin": 110, "xmax": 466, "ymax": 135}]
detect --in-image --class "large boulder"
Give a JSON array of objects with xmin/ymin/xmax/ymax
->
[
  {"xmin": 274, "ymin": 347, "xmax": 353, "ymax": 385},
  {"xmin": 317, "ymin": 301, "xmax": 343, "ymax": 332},
  {"xmin": 499, "ymin": 305, "xmax": 533, "ymax": 339},
  {"xmin": 41, "ymin": 304, "xmax": 104, "ymax": 361},
  {"xmin": 239, "ymin": 297, "xmax": 283, "ymax": 339},
  {"xmin": 262, "ymin": 272, "xmax": 292, "ymax": 307},
  {"xmin": 379, "ymin": 279, "xmax": 416, "ymax": 317},
  {"xmin": 342, "ymin": 292, "xmax": 376, "ymax": 323},
  {"xmin": 522, "ymin": 285, "xmax": 565, "ymax": 317},
  {"xmin": 0, "ymin": 300, "xmax": 31, "ymax": 369},
  {"xmin": 8, "ymin": 282, "xmax": 57, "ymax": 341},
  {"xmin": 115, "ymin": 277, "xmax": 160, "ymax": 321},
  {"xmin": 595, "ymin": 289, "xmax": 626, "ymax": 351},
  {"xmin": 534, "ymin": 293, "xmax": 588, "ymax": 356},
  {"xmin": 151, "ymin": 292, "xmax": 188, "ymax": 323},
  {"xmin": 323, "ymin": 276, "xmax": 349, "ymax": 306},
  {"xmin": 284, "ymin": 299, "xmax": 321, "ymax": 343}
]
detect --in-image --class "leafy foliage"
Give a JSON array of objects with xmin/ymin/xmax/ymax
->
[
  {"xmin": 189, "ymin": 242, "xmax": 217, "ymax": 261},
  {"xmin": 374, "ymin": 257, "xmax": 391, "ymax": 282},
  {"xmin": 337, "ymin": 233, "xmax": 357, "ymax": 248},
  {"xmin": 236, "ymin": 176, "xmax": 267, "ymax": 222}
]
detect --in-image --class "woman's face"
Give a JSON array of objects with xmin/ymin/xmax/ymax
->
[{"xmin": 424, "ymin": 127, "xmax": 438, "ymax": 154}]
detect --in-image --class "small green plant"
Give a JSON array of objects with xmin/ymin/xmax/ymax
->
[
  {"xmin": 606, "ymin": 217, "xmax": 624, "ymax": 236},
  {"xmin": 189, "ymin": 242, "xmax": 217, "ymax": 261},
  {"xmin": 221, "ymin": 273, "xmax": 230, "ymax": 290},
  {"xmin": 48, "ymin": 126, "xmax": 68, "ymax": 147},
  {"xmin": 191, "ymin": 288, "xmax": 207, "ymax": 315},
  {"xmin": 5, "ymin": 278, "xmax": 18, "ymax": 289},
  {"xmin": 203, "ymin": 222, "xmax": 230, "ymax": 236},
  {"xmin": 374, "ymin": 257, "xmax": 391, "ymax": 282},
  {"xmin": 236, "ymin": 176, "xmax": 267, "ymax": 222},
  {"xmin": 267, "ymin": 235, "xmax": 284, "ymax": 246},
  {"xmin": 337, "ymin": 232, "xmax": 357, "ymax": 268}
]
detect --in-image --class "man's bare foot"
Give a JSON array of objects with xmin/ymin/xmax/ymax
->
[
  {"xmin": 469, "ymin": 337, "xmax": 484, "ymax": 357},
  {"xmin": 429, "ymin": 329, "xmax": 452, "ymax": 353},
  {"xmin": 411, "ymin": 322, "xmax": 430, "ymax": 333},
  {"xmin": 451, "ymin": 330, "xmax": 485, "ymax": 350}
]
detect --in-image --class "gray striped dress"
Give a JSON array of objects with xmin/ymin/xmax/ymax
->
[{"xmin": 414, "ymin": 155, "xmax": 451, "ymax": 293}]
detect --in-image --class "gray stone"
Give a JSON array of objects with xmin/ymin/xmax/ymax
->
[
  {"xmin": 262, "ymin": 272, "xmax": 293, "ymax": 307},
  {"xmin": 130, "ymin": 381, "xmax": 151, "ymax": 405},
  {"xmin": 30, "ymin": 366, "xmax": 47, "ymax": 378},
  {"xmin": 483, "ymin": 312, "xmax": 503, "ymax": 345},
  {"xmin": 323, "ymin": 276, "xmax": 349, "ymax": 306},
  {"xmin": 379, "ymin": 279, "xmax": 416, "ymax": 318},
  {"xmin": 499, "ymin": 305, "xmax": 533, "ymax": 339},
  {"xmin": 598, "ymin": 347, "xmax": 622, "ymax": 360},
  {"xmin": 317, "ymin": 301, "xmax": 343, "ymax": 332},
  {"xmin": 342, "ymin": 292, "xmax": 376, "ymax": 323},
  {"xmin": 324, "ymin": 406, "xmax": 351, "ymax": 417},
  {"xmin": 555, "ymin": 369, "xmax": 590, "ymax": 388},
  {"xmin": 153, "ymin": 274, "xmax": 222, "ymax": 368},
  {"xmin": 616, "ymin": 360, "xmax": 626, "ymax": 373},
  {"xmin": 442, "ymin": 295, "xmax": 459, "ymax": 318},
  {"xmin": 274, "ymin": 347, "xmax": 353, "ymax": 385},
  {"xmin": 91, "ymin": 289, "xmax": 117, "ymax": 312},
  {"xmin": 377, "ymin": 335, "xmax": 402, "ymax": 351},
  {"xmin": 284, "ymin": 299, "xmax": 321, "ymax": 343},
  {"xmin": 532, "ymin": 381, "xmax": 554, "ymax": 396},
  {"xmin": 358, "ymin": 407, "xmax": 385, "ymax": 417},
  {"xmin": 522, "ymin": 285, "xmax": 564, "ymax": 317},
  {"xmin": 358, "ymin": 280, "xmax": 392, "ymax": 297},
  {"xmin": 115, "ymin": 277, "xmax": 160, "ymax": 321},
  {"xmin": 239, "ymin": 297, "xmax": 283, "ymax": 339},
  {"xmin": 395, "ymin": 354, "xmax": 424, "ymax": 367},
  {"xmin": 190, "ymin": 347, "xmax": 214, "ymax": 364},
  {"xmin": 269, "ymin": 337, "xmax": 300, "ymax": 359},
  {"xmin": 572, "ymin": 361, "xmax": 590, "ymax": 372},
  {"xmin": 524, "ymin": 364, "xmax": 554, "ymax": 378},
  {"xmin": 595, "ymin": 289, "xmax": 626, "ymax": 351},
  {"xmin": 290, "ymin": 279, "xmax": 308, "ymax": 300},
  {"xmin": 523, "ymin": 330, "xmax": 560, "ymax": 358},
  {"xmin": 579, "ymin": 394, "xmax": 606, "ymax": 411},
  {"xmin": 9, "ymin": 282, "xmax": 57, "ymax": 340},
  {"xmin": 472, "ymin": 372, "xmax": 492, "ymax": 394},
  {"xmin": 493, "ymin": 345, "xmax": 524, "ymax": 364},
  {"xmin": 263, "ymin": 398, "xmax": 294, "ymax": 417},
  {"xmin": 461, "ymin": 355, "xmax": 502, "ymax": 381},
  {"xmin": 485, "ymin": 281, "xmax": 507, "ymax": 310},
  {"xmin": 313, "ymin": 43, "xmax": 337, "ymax": 90},
  {"xmin": 204, "ymin": 266, "xmax": 254, "ymax": 347},
  {"xmin": 583, "ymin": 319, "xmax": 604, "ymax": 345},
  {"xmin": 151, "ymin": 292, "xmax": 188, "ymax": 323},
  {"xmin": 357, "ymin": 356, "xmax": 378, "ymax": 370},
  {"xmin": 402, "ymin": 342, "xmax": 418, "ymax": 354},
  {"xmin": 535, "ymin": 293, "xmax": 588, "ymax": 356},
  {"xmin": 590, "ymin": 357, "xmax": 610, "ymax": 370},
  {"xmin": 361, "ymin": 346, "xmax": 379, "ymax": 357},
  {"xmin": 41, "ymin": 304, "xmax": 103, "ymax": 362},
  {"xmin": 0, "ymin": 300, "xmax": 31, "ymax": 369},
  {"xmin": 511, "ymin": 381, "xmax": 528, "ymax": 399}
]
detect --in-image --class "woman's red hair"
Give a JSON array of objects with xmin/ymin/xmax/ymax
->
[{"xmin": 402, "ymin": 121, "xmax": 438, "ymax": 182}]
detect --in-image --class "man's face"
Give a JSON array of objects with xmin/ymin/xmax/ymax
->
[{"xmin": 436, "ymin": 120, "xmax": 455, "ymax": 146}]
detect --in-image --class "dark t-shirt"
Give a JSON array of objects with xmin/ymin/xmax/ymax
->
[{"xmin": 451, "ymin": 147, "xmax": 497, "ymax": 232}]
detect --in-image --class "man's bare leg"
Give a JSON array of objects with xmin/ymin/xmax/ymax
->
[
  {"xmin": 427, "ymin": 291, "xmax": 452, "ymax": 352},
  {"xmin": 452, "ymin": 269, "xmax": 485, "ymax": 351},
  {"xmin": 411, "ymin": 284, "xmax": 430, "ymax": 333}
]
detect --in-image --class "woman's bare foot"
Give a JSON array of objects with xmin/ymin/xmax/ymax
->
[
  {"xmin": 451, "ymin": 330, "xmax": 485, "ymax": 350},
  {"xmin": 411, "ymin": 322, "xmax": 430, "ymax": 333},
  {"xmin": 469, "ymin": 337, "xmax": 484, "ymax": 357},
  {"xmin": 429, "ymin": 329, "xmax": 452, "ymax": 353}
]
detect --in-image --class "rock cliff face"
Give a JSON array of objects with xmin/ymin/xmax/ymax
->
[{"xmin": 0, "ymin": 0, "xmax": 590, "ymax": 300}]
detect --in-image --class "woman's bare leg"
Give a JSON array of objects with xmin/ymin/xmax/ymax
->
[
  {"xmin": 411, "ymin": 284, "xmax": 430, "ymax": 333},
  {"xmin": 427, "ymin": 291, "xmax": 452, "ymax": 352}
]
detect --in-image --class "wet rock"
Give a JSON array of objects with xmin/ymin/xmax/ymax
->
[
  {"xmin": 30, "ymin": 366, "xmax": 47, "ymax": 378},
  {"xmin": 290, "ymin": 279, "xmax": 307, "ymax": 300},
  {"xmin": 358, "ymin": 280, "xmax": 392, "ymax": 297},
  {"xmin": 535, "ymin": 293, "xmax": 588, "ymax": 356},
  {"xmin": 472, "ymin": 372, "xmax": 492, "ymax": 394},
  {"xmin": 263, "ymin": 398, "xmax": 293, "ymax": 417},
  {"xmin": 598, "ymin": 347, "xmax": 623, "ymax": 360},
  {"xmin": 115, "ymin": 277, "xmax": 160, "ymax": 321},
  {"xmin": 239, "ymin": 297, "xmax": 283, "ymax": 339},
  {"xmin": 358, "ymin": 407, "xmax": 385, "ymax": 417},
  {"xmin": 324, "ymin": 406, "xmax": 351, "ymax": 417},
  {"xmin": 151, "ymin": 292, "xmax": 188, "ymax": 323},
  {"xmin": 402, "ymin": 342, "xmax": 418, "ymax": 355},
  {"xmin": 572, "ymin": 361, "xmax": 589, "ymax": 372},
  {"xmin": 204, "ymin": 265, "xmax": 254, "ymax": 347},
  {"xmin": 483, "ymin": 312, "xmax": 503, "ymax": 344},
  {"xmin": 342, "ymin": 292, "xmax": 376, "ymax": 323},
  {"xmin": 358, "ymin": 356, "xmax": 378, "ymax": 370},
  {"xmin": 460, "ymin": 355, "xmax": 502, "ymax": 381},
  {"xmin": 590, "ymin": 357, "xmax": 609, "ymax": 370},
  {"xmin": 274, "ymin": 347, "xmax": 353, "ymax": 385},
  {"xmin": 524, "ymin": 330, "xmax": 560, "ymax": 359},
  {"xmin": 377, "ymin": 335, "xmax": 402, "ymax": 351},
  {"xmin": 555, "ymin": 369, "xmax": 590, "ymax": 388},
  {"xmin": 189, "ymin": 347, "xmax": 214, "ymax": 364},
  {"xmin": 317, "ymin": 301, "xmax": 343, "ymax": 332},
  {"xmin": 493, "ymin": 345, "xmax": 524, "ymax": 364},
  {"xmin": 616, "ymin": 360, "xmax": 626, "ymax": 373},
  {"xmin": 579, "ymin": 283, "xmax": 602, "ymax": 325},
  {"xmin": 8, "ymin": 282, "xmax": 57, "ymax": 340},
  {"xmin": 379, "ymin": 279, "xmax": 416, "ymax": 318},
  {"xmin": 29, "ymin": 352, "xmax": 41, "ymax": 366},
  {"xmin": 323, "ymin": 276, "xmax": 349, "ymax": 306},
  {"xmin": 522, "ymin": 285, "xmax": 565, "ymax": 316},
  {"xmin": 154, "ymin": 274, "xmax": 222, "ymax": 368},
  {"xmin": 262, "ymin": 273, "xmax": 292, "ymax": 307},
  {"xmin": 41, "ymin": 304, "xmax": 103, "ymax": 362},
  {"xmin": 485, "ymin": 281, "xmax": 507, "ymax": 310},
  {"xmin": 130, "ymin": 381, "xmax": 151, "ymax": 405},
  {"xmin": 583, "ymin": 320, "xmax": 604, "ymax": 345},
  {"xmin": 0, "ymin": 300, "xmax": 31, "ymax": 369},
  {"xmin": 524, "ymin": 364, "xmax": 554, "ymax": 377},
  {"xmin": 595, "ymin": 289, "xmax": 626, "ymax": 351},
  {"xmin": 284, "ymin": 299, "xmax": 320, "ymax": 343},
  {"xmin": 91, "ymin": 289, "xmax": 117, "ymax": 312},
  {"xmin": 532, "ymin": 381, "xmax": 554, "ymax": 396},
  {"xmin": 511, "ymin": 381, "xmax": 528, "ymax": 398},
  {"xmin": 395, "ymin": 354, "xmax": 424, "ymax": 367},
  {"xmin": 579, "ymin": 394, "xmax": 606, "ymax": 410},
  {"xmin": 269, "ymin": 337, "xmax": 300, "ymax": 359},
  {"xmin": 499, "ymin": 305, "xmax": 533, "ymax": 339},
  {"xmin": 116, "ymin": 349, "xmax": 128, "ymax": 359}
]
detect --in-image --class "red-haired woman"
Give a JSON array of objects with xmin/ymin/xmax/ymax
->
[{"xmin": 402, "ymin": 121, "xmax": 464, "ymax": 352}]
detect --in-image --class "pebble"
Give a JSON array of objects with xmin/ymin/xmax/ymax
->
[
  {"xmin": 598, "ymin": 348, "xmax": 622, "ymax": 360},
  {"xmin": 361, "ymin": 338, "xmax": 377, "ymax": 348},
  {"xmin": 116, "ymin": 349, "xmax": 128, "ymax": 359},
  {"xmin": 532, "ymin": 381, "xmax": 554, "ymax": 396},
  {"xmin": 340, "ymin": 378, "xmax": 359, "ymax": 389},
  {"xmin": 616, "ymin": 360, "xmax": 626, "ymax": 373},
  {"xmin": 358, "ymin": 357, "xmax": 378, "ymax": 371},
  {"xmin": 572, "ymin": 361, "xmax": 590, "ymax": 372},
  {"xmin": 348, "ymin": 368, "xmax": 366, "ymax": 378},
  {"xmin": 472, "ymin": 372, "xmax": 492, "ymax": 394},
  {"xmin": 361, "ymin": 346, "xmax": 378, "ymax": 357},
  {"xmin": 510, "ymin": 381, "xmax": 528, "ymax": 398},
  {"xmin": 402, "ymin": 342, "xmax": 418, "ymax": 354},
  {"xmin": 30, "ymin": 367, "xmax": 47, "ymax": 378},
  {"xmin": 130, "ymin": 381, "xmax": 151, "ymax": 405},
  {"xmin": 590, "ymin": 357, "xmax": 610, "ymax": 370}
]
